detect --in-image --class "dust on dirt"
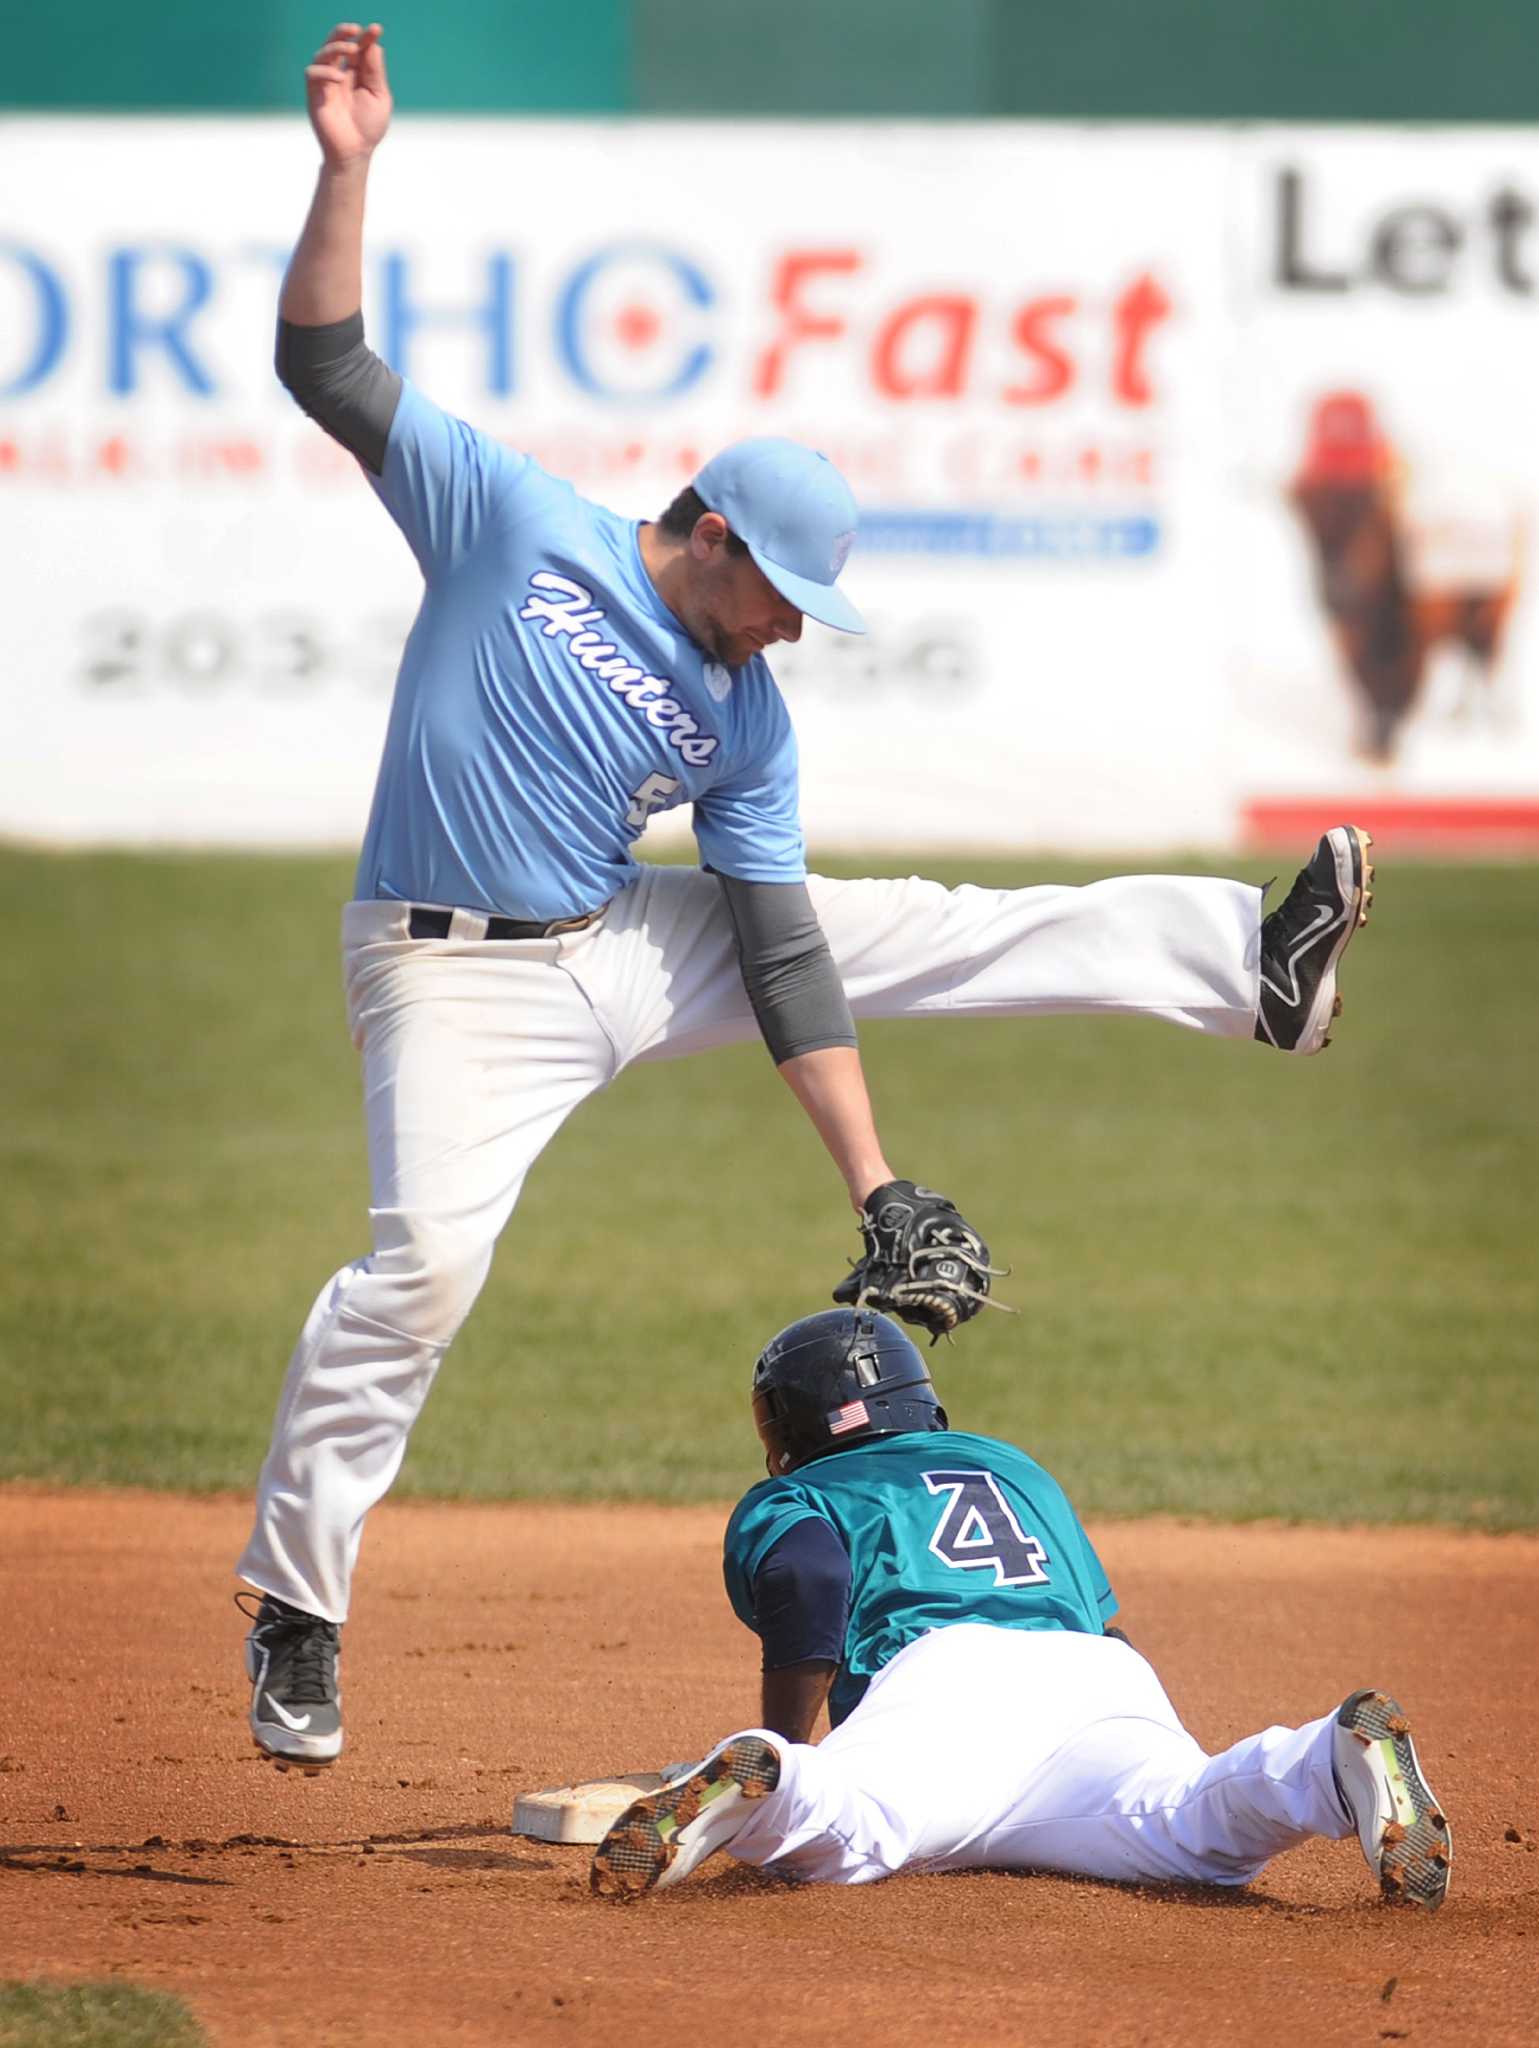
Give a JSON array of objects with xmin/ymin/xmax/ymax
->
[{"xmin": 2, "ymin": 1491, "xmax": 1535, "ymax": 2047}]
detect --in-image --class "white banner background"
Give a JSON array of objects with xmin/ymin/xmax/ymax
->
[{"xmin": 2, "ymin": 118, "xmax": 1536, "ymax": 852}]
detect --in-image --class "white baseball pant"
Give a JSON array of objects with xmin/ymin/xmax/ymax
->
[
  {"xmin": 237, "ymin": 863, "xmax": 1261, "ymax": 1620},
  {"xmin": 726, "ymin": 1624, "xmax": 1352, "ymax": 1887}
]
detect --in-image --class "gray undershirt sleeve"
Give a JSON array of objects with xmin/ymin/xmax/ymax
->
[
  {"xmin": 275, "ymin": 312, "xmax": 403, "ymax": 477},
  {"xmin": 716, "ymin": 874, "xmax": 858, "ymax": 1065}
]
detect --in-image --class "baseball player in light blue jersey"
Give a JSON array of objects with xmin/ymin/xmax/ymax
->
[
  {"xmin": 354, "ymin": 383, "xmax": 825, "ymax": 918},
  {"xmin": 592, "ymin": 1311, "xmax": 1453, "ymax": 1911},
  {"xmin": 237, "ymin": 24, "xmax": 1378, "ymax": 1775}
]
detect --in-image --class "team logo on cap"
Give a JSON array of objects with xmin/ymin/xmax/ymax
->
[{"xmin": 829, "ymin": 530, "xmax": 855, "ymax": 577}]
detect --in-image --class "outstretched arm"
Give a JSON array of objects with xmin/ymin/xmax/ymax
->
[
  {"xmin": 713, "ymin": 874, "xmax": 996, "ymax": 1332},
  {"xmin": 713, "ymin": 875, "xmax": 891, "ymax": 1208},
  {"xmin": 277, "ymin": 23, "xmax": 403, "ymax": 476},
  {"xmin": 282, "ymin": 20, "xmax": 393, "ymax": 324},
  {"xmin": 777, "ymin": 1045, "xmax": 893, "ymax": 1210}
]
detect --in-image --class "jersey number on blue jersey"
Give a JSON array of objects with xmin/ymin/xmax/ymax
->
[
  {"xmin": 626, "ymin": 771, "xmax": 682, "ymax": 832},
  {"xmin": 922, "ymin": 1470, "xmax": 1051, "ymax": 1588}
]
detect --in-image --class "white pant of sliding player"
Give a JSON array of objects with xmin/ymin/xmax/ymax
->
[
  {"xmin": 726, "ymin": 1625, "xmax": 1351, "ymax": 1887},
  {"xmin": 238, "ymin": 864, "xmax": 1261, "ymax": 1622}
]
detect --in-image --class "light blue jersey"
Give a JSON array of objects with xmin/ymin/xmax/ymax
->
[
  {"xmin": 724, "ymin": 1430, "xmax": 1117, "ymax": 1725},
  {"xmin": 355, "ymin": 382, "xmax": 806, "ymax": 921}
]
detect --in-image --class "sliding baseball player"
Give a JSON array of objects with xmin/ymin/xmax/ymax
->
[{"xmin": 592, "ymin": 1310, "xmax": 1451, "ymax": 1910}]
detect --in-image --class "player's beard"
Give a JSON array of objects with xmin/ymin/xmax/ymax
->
[{"xmin": 700, "ymin": 610, "xmax": 761, "ymax": 671}]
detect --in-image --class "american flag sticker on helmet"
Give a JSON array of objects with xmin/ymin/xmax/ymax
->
[{"xmin": 827, "ymin": 1399, "xmax": 870, "ymax": 1435}]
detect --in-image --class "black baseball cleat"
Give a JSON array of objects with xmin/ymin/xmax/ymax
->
[
  {"xmin": 1254, "ymin": 824, "xmax": 1374, "ymax": 1054},
  {"xmin": 236, "ymin": 1590, "xmax": 343, "ymax": 1773},
  {"xmin": 590, "ymin": 1737, "xmax": 781, "ymax": 1900},
  {"xmin": 1332, "ymin": 1689, "xmax": 1452, "ymax": 1910}
]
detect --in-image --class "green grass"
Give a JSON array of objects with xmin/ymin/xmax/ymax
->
[
  {"xmin": 0, "ymin": 1982, "xmax": 206, "ymax": 2048},
  {"xmin": 1, "ymin": 844, "xmax": 1534, "ymax": 1526}
]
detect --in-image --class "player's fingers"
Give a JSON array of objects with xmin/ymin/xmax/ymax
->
[
  {"xmin": 314, "ymin": 36, "xmax": 361, "ymax": 66},
  {"xmin": 305, "ymin": 64, "xmax": 351, "ymax": 91},
  {"xmin": 355, "ymin": 24, "xmax": 387, "ymax": 86},
  {"xmin": 313, "ymin": 25, "xmax": 364, "ymax": 59}
]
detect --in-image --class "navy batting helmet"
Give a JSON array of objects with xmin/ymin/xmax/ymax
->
[{"xmin": 751, "ymin": 1308, "xmax": 948, "ymax": 1476}]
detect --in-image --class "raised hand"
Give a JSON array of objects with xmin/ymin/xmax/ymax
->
[{"xmin": 305, "ymin": 21, "xmax": 392, "ymax": 166}]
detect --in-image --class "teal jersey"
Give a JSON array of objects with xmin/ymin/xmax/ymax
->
[{"xmin": 723, "ymin": 1430, "xmax": 1117, "ymax": 1726}]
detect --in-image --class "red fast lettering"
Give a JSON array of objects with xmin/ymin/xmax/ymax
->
[
  {"xmin": 752, "ymin": 249, "xmax": 862, "ymax": 399},
  {"xmin": 751, "ymin": 253, "xmax": 1172, "ymax": 409},
  {"xmin": 872, "ymin": 295, "xmax": 978, "ymax": 400}
]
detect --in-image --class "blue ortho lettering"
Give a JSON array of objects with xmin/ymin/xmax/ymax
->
[
  {"xmin": 380, "ymin": 252, "xmax": 514, "ymax": 395},
  {"xmin": 108, "ymin": 247, "xmax": 215, "ymax": 396},
  {"xmin": 556, "ymin": 242, "xmax": 715, "ymax": 402},
  {"xmin": 0, "ymin": 245, "xmax": 68, "ymax": 397}
]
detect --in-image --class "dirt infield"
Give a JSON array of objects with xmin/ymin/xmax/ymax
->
[{"xmin": 2, "ymin": 1491, "xmax": 1535, "ymax": 2047}]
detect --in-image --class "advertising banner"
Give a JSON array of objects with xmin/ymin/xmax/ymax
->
[
  {"xmin": 1225, "ymin": 129, "xmax": 1539, "ymax": 849},
  {"xmin": 3, "ymin": 117, "xmax": 1537, "ymax": 853},
  {"xmin": 0, "ymin": 117, "xmax": 1230, "ymax": 851}
]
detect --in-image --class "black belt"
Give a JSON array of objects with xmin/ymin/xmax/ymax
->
[{"xmin": 407, "ymin": 905, "xmax": 604, "ymax": 942}]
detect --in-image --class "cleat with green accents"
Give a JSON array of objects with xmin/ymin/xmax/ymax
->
[
  {"xmin": 1332, "ymin": 1689, "xmax": 1452, "ymax": 1910},
  {"xmin": 591, "ymin": 1736, "xmax": 781, "ymax": 1900}
]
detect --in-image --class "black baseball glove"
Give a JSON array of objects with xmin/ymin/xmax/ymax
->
[{"xmin": 832, "ymin": 1179, "xmax": 1003, "ymax": 1341}]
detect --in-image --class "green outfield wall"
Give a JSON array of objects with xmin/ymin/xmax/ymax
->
[{"xmin": 6, "ymin": 0, "xmax": 1534, "ymax": 118}]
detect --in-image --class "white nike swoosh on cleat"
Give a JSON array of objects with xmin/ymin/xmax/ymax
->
[
  {"xmin": 262, "ymin": 1698, "xmax": 313, "ymax": 1731},
  {"xmin": 1259, "ymin": 904, "xmax": 1341, "ymax": 1000}
]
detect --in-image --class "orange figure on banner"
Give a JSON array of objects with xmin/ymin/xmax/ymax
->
[{"xmin": 1290, "ymin": 391, "xmax": 1523, "ymax": 762}]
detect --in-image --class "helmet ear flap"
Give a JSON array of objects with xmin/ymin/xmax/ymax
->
[{"xmin": 933, "ymin": 1403, "xmax": 949, "ymax": 1431}]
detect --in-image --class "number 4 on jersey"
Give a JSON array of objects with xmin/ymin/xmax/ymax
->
[{"xmin": 923, "ymin": 1470, "xmax": 1050, "ymax": 1587}]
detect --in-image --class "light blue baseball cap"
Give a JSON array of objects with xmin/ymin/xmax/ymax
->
[{"xmin": 692, "ymin": 437, "xmax": 865, "ymax": 635}]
